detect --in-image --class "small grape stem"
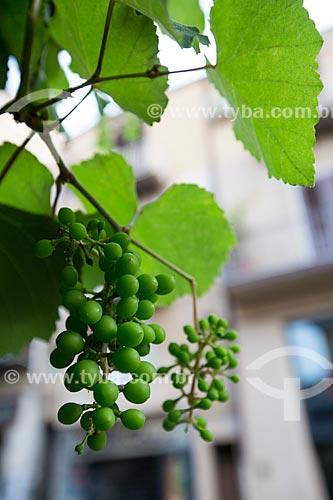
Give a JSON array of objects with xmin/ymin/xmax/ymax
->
[
  {"xmin": 101, "ymin": 344, "xmax": 110, "ymax": 381},
  {"xmin": 187, "ymin": 331, "xmax": 215, "ymax": 422},
  {"xmin": 89, "ymin": 0, "xmax": 115, "ymax": 82},
  {"xmin": 0, "ymin": 132, "xmax": 35, "ymax": 184},
  {"xmin": 41, "ymin": 131, "xmax": 199, "ymax": 329}
]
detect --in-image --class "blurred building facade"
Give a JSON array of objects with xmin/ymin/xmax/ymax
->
[{"xmin": 0, "ymin": 29, "xmax": 332, "ymax": 500}]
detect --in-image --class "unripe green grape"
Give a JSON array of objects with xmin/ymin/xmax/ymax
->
[
  {"xmin": 198, "ymin": 398, "xmax": 212, "ymax": 410},
  {"xmin": 65, "ymin": 316, "xmax": 87, "ymax": 335},
  {"xmin": 183, "ymin": 325, "xmax": 196, "ymax": 336},
  {"xmin": 205, "ymin": 350, "xmax": 215, "ymax": 361},
  {"xmin": 78, "ymin": 300, "xmax": 103, "ymax": 325},
  {"xmin": 214, "ymin": 346, "xmax": 227, "ymax": 359},
  {"xmin": 80, "ymin": 411, "xmax": 93, "ymax": 431},
  {"xmin": 162, "ymin": 419, "xmax": 176, "ymax": 431},
  {"xmin": 60, "ymin": 265, "xmax": 78, "ymax": 288},
  {"xmin": 56, "ymin": 330, "xmax": 85, "ymax": 355},
  {"xmin": 73, "ymin": 360, "xmax": 100, "ymax": 388},
  {"xmin": 116, "ymin": 274, "xmax": 139, "ymax": 298},
  {"xmin": 228, "ymin": 357, "xmax": 238, "ymax": 369},
  {"xmin": 87, "ymin": 431, "xmax": 107, "ymax": 451},
  {"xmin": 135, "ymin": 300, "xmax": 154, "ymax": 320},
  {"xmin": 116, "ymin": 296, "xmax": 138, "ymax": 319},
  {"xmin": 50, "ymin": 348, "xmax": 74, "ymax": 369},
  {"xmin": 64, "ymin": 365, "xmax": 84, "ymax": 392},
  {"xmin": 199, "ymin": 319, "xmax": 210, "ymax": 332},
  {"xmin": 63, "ymin": 289, "xmax": 86, "ymax": 311},
  {"xmin": 135, "ymin": 344, "xmax": 150, "ymax": 357},
  {"xmin": 116, "ymin": 253, "xmax": 140, "ymax": 276},
  {"xmin": 104, "ymin": 242, "xmax": 122, "ymax": 261},
  {"xmin": 58, "ymin": 207, "xmax": 75, "ymax": 226},
  {"xmin": 150, "ymin": 324, "xmax": 166, "ymax": 345},
  {"xmin": 225, "ymin": 331, "xmax": 238, "ymax": 342},
  {"xmin": 217, "ymin": 318, "xmax": 229, "ymax": 328},
  {"xmin": 93, "ymin": 381, "xmax": 119, "ymax": 406},
  {"xmin": 92, "ymin": 407, "xmax": 116, "ymax": 431},
  {"xmin": 110, "ymin": 231, "xmax": 130, "ymax": 250},
  {"xmin": 207, "ymin": 388, "xmax": 219, "ymax": 401},
  {"xmin": 218, "ymin": 391, "xmax": 229, "ymax": 402},
  {"xmin": 208, "ymin": 314, "xmax": 218, "ymax": 325},
  {"xmin": 230, "ymin": 345, "xmax": 241, "ymax": 353},
  {"xmin": 34, "ymin": 239, "xmax": 54, "ymax": 258},
  {"xmin": 169, "ymin": 342, "xmax": 180, "ymax": 356},
  {"xmin": 117, "ymin": 321, "xmax": 143, "ymax": 347},
  {"xmin": 123, "ymin": 379, "xmax": 150, "ymax": 404},
  {"xmin": 57, "ymin": 402, "xmax": 82, "ymax": 425},
  {"xmin": 120, "ymin": 409, "xmax": 146, "ymax": 430},
  {"xmin": 171, "ymin": 372, "xmax": 188, "ymax": 389},
  {"xmin": 141, "ymin": 324, "xmax": 155, "ymax": 344},
  {"xmin": 162, "ymin": 399, "xmax": 176, "ymax": 412},
  {"xmin": 207, "ymin": 357, "xmax": 223, "ymax": 370},
  {"xmin": 69, "ymin": 222, "xmax": 87, "ymax": 240},
  {"xmin": 155, "ymin": 274, "xmax": 176, "ymax": 295},
  {"xmin": 229, "ymin": 374, "xmax": 240, "ymax": 383},
  {"xmin": 168, "ymin": 409, "xmax": 182, "ymax": 422},
  {"xmin": 137, "ymin": 274, "xmax": 158, "ymax": 297},
  {"xmin": 177, "ymin": 351, "xmax": 191, "ymax": 364},
  {"xmin": 213, "ymin": 379, "xmax": 225, "ymax": 391},
  {"xmin": 132, "ymin": 361, "xmax": 157, "ymax": 383},
  {"xmin": 99, "ymin": 256, "xmax": 113, "ymax": 272},
  {"xmin": 87, "ymin": 218, "xmax": 99, "ymax": 231},
  {"xmin": 194, "ymin": 417, "xmax": 207, "ymax": 430},
  {"xmin": 200, "ymin": 429, "xmax": 213, "ymax": 442},
  {"xmin": 198, "ymin": 379, "xmax": 210, "ymax": 392},
  {"xmin": 93, "ymin": 315, "xmax": 117, "ymax": 342},
  {"xmin": 128, "ymin": 250, "xmax": 142, "ymax": 266},
  {"xmin": 113, "ymin": 347, "xmax": 140, "ymax": 373},
  {"xmin": 188, "ymin": 332, "xmax": 200, "ymax": 343}
]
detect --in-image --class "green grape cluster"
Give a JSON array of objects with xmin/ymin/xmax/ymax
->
[
  {"xmin": 159, "ymin": 314, "xmax": 240, "ymax": 442},
  {"xmin": 34, "ymin": 207, "xmax": 176, "ymax": 454}
]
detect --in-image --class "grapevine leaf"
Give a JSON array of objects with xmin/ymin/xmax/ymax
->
[
  {"xmin": 168, "ymin": 0, "xmax": 205, "ymax": 32},
  {"xmin": 208, "ymin": 0, "xmax": 323, "ymax": 186},
  {"xmin": 50, "ymin": 1, "xmax": 168, "ymax": 123},
  {"xmin": 70, "ymin": 153, "xmax": 138, "ymax": 226},
  {"xmin": 0, "ymin": 143, "xmax": 54, "ymax": 215},
  {"xmin": 131, "ymin": 184, "xmax": 236, "ymax": 304},
  {"xmin": 0, "ymin": 205, "xmax": 63, "ymax": 355}
]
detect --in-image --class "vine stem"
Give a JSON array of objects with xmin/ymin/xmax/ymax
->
[
  {"xmin": 40, "ymin": 132, "xmax": 199, "ymax": 330},
  {"xmin": 90, "ymin": 0, "xmax": 115, "ymax": 81},
  {"xmin": 18, "ymin": 0, "xmax": 42, "ymax": 97},
  {"xmin": 30, "ymin": 64, "xmax": 215, "ymax": 113},
  {"xmin": 0, "ymin": 131, "xmax": 35, "ymax": 184}
]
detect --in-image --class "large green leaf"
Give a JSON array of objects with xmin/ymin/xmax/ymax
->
[
  {"xmin": 0, "ymin": 205, "xmax": 63, "ymax": 355},
  {"xmin": 208, "ymin": 0, "xmax": 323, "ymax": 186},
  {"xmin": 70, "ymin": 153, "xmax": 138, "ymax": 226},
  {"xmin": 50, "ymin": 1, "xmax": 168, "ymax": 123},
  {"xmin": 0, "ymin": 142, "xmax": 53, "ymax": 215},
  {"xmin": 131, "ymin": 184, "xmax": 236, "ymax": 304}
]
